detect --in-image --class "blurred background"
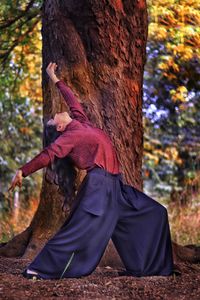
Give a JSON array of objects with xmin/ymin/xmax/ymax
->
[{"xmin": 0, "ymin": 0, "xmax": 199, "ymax": 245}]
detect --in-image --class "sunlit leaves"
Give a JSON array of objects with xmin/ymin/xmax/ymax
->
[
  {"xmin": 143, "ymin": 1, "xmax": 200, "ymax": 202},
  {"xmin": 170, "ymin": 86, "xmax": 188, "ymax": 102},
  {"xmin": 0, "ymin": 0, "xmax": 42, "ymax": 196},
  {"xmin": 14, "ymin": 22, "xmax": 42, "ymax": 101}
]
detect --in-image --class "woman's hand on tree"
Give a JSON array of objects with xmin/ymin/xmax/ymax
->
[
  {"xmin": 8, "ymin": 169, "xmax": 23, "ymax": 192},
  {"xmin": 46, "ymin": 62, "xmax": 60, "ymax": 84}
]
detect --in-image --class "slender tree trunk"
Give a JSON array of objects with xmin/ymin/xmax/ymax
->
[{"xmin": 0, "ymin": 0, "xmax": 199, "ymax": 266}]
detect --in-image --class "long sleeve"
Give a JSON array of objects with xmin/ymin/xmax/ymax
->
[
  {"xmin": 19, "ymin": 132, "xmax": 74, "ymax": 177},
  {"xmin": 55, "ymin": 80, "xmax": 92, "ymax": 124},
  {"xmin": 19, "ymin": 151, "xmax": 51, "ymax": 177}
]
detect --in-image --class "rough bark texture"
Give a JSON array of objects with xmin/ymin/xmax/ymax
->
[
  {"xmin": 0, "ymin": 0, "xmax": 147, "ymax": 260},
  {"xmin": 42, "ymin": 0, "xmax": 147, "ymax": 186},
  {"xmin": 0, "ymin": 0, "xmax": 199, "ymax": 266},
  {"xmin": 41, "ymin": 0, "xmax": 147, "ymax": 265}
]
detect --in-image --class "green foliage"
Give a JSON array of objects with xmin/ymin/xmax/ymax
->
[
  {"xmin": 143, "ymin": 0, "xmax": 200, "ymax": 203},
  {"xmin": 0, "ymin": 0, "xmax": 43, "ymax": 197}
]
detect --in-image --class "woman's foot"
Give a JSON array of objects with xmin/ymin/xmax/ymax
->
[
  {"xmin": 22, "ymin": 268, "xmax": 43, "ymax": 280},
  {"xmin": 27, "ymin": 269, "xmax": 39, "ymax": 275}
]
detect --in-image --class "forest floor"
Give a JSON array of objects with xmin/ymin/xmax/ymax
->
[{"xmin": 0, "ymin": 257, "xmax": 200, "ymax": 300}]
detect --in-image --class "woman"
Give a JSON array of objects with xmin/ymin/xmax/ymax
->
[{"xmin": 9, "ymin": 62, "xmax": 174, "ymax": 280}]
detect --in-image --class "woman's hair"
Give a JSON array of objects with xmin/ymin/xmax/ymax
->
[{"xmin": 44, "ymin": 123, "xmax": 77, "ymax": 209}]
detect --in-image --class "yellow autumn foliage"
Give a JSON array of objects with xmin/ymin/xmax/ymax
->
[
  {"xmin": 154, "ymin": 149, "xmax": 169, "ymax": 159},
  {"xmin": 144, "ymin": 142, "xmax": 152, "ymax": 151},
  {"xmin": 13, "ymin": 22, "xmax": 42, "ymax": 102},
  {"xmin": 148, "ymin": 0, "xmax": 200, "ymax": 63},
  {"xmin": 145, "ymin": 145, "xmax": 182, "ymax": 165},
  {"xmin": 158, "ymin": 58, "xmax": 180, "ymax": 72},
  {"xmin": 148, "ymin": 24, "xmax": 168, "ymax": 40},
  {"xmin": 19, "ymin": 127, "xmax": 33, "ymax": 135},
  {"xmin": 144, "ymin": 153, "xmax": 159, "ymax": 165},
  {"xmin": 172, "ymin": 44, "xmax": 194, "ymax": 60},
  {"xmin": 170, "ymin": 86, "xmax": 188, "ymax": 102},
  {"xmin": 165, "ymin": 147, "xmax": 179, "ymax": 160}
]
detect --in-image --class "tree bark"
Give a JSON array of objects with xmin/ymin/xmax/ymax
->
[
  {"xmin": 0, "ymin": 0, "xmax": 199, "ymax": 266},
  {"xmin": 41, "ymin": 0, "xmax": 147, "ymax": 264}
]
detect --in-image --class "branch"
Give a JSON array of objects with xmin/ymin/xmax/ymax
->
[
  {"xmin": 0, "ymin": 18, "xmax": 40, "ymax": 70},
  {"xmin": 10, "ymin": 10, "xmax": 40, "ymax": 33},
  {"xmin": 0, "ymin": 0, "xmax": 38, "ymax": 30}
]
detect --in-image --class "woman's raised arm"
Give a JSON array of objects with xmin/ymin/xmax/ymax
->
[{"xmin": 46, "ymin": 62, "xmax": 91, "ymax": 124}]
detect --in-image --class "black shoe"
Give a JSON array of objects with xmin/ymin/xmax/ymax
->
[
  {"xmin": 22, "ymin": 269, "xmax": 43, "ymax": 280},
  {"xmin": 172, "ymin": 266, "xmax": 182, "ymax": 276}
]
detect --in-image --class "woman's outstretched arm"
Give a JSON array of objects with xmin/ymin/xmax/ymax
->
[
  {"xmin": 47, "ymin": 62, "xmax": 92, "ymax": 124},
  {"xmin": 8, "ymin": 131, "xmax": 74, "ymax": 191}
]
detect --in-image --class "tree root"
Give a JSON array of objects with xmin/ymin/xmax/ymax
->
[
  {"xmin": 172, "ymin": 242, "xmax": 200, "ymax": 264},
  {"xmin": 0, "ymin": 227, "xmax": 32, "ymax": 258}
]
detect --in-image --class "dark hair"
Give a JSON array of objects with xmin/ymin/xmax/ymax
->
[{"xmin": 44, "ymin": 124, "xmax": 77, "ymax": 210}]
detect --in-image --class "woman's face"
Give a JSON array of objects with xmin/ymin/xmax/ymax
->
[{"xmin": 47, "ymin": 112, "xmax": 71, "ymax": 131}]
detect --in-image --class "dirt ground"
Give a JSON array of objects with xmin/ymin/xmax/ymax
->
[{"xmin": 0, "ymin": 257, "xmax": 200, "ymax": 300}]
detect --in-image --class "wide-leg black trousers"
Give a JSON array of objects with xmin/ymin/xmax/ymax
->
[{"xmin": 23, "ymin": 167, "xmax": 174, "ymax": 279}]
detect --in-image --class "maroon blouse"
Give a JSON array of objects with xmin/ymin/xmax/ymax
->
[{"xmin": 19, "ymin": 80, "xmax": 121, "ymax": 177}]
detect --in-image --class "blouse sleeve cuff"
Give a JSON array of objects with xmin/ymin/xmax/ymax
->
[
  {"xmin": 18, "ymin": 167, "xmax": 28, "ymax": 178},
  {"xmin": 55, "ymin": 80, "xmax": 64, "ymax": 88}
]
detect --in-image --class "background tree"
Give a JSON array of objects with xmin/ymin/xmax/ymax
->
[
  {"xmin": 0, "ymin": 0, "xmax": 43, "ymax": 199},
  {"xmin": 143, "ymin": 0, "xmax": 200, "ymax": 204},
  {"xmin": 0, "ymin": 0, "xmax": 199, "ymax": 265},
  {"xmin": 0, "ymin": 0, "xmax": 43, "ymax": 242}
]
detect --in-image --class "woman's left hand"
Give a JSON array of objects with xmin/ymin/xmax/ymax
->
[
  {"xmin": 46, "ymin": 62, "xmax": 60, "ymax": 84},
  {"xmin": 8, "ymin": 170, "xmax": 23, "ymax": 192}
]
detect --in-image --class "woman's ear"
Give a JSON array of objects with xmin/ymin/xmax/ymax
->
[
  {"xmin": 56, "ymin": 124, "xmax": 65, "ymax": 132},
  {"xmin": 56, "ymin": 124, "xmax": 62, "ymax": 132}
]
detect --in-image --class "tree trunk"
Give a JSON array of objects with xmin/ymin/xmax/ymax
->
[{"xmin": 0, "ymin": 0, "xmax": 199, "ymax": 266}]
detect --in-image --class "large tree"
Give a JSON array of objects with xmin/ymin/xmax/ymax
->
[
  {"xmin": 0, "ymin": 0, "xmax": 146, "ymax": 260},
  {"xmin": 0, "ymin": 0, "xmax": 199, "ymax": 266}
]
